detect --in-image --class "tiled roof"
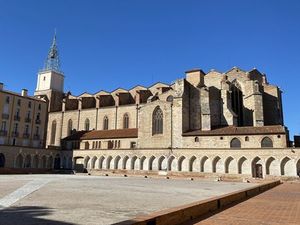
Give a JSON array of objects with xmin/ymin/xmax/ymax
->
[
  {"xmin": 62, "ymin": 131, "xmax": 88, "ymax": 141},
  {"xmin": 81, "ymin": 128, "xmax": 138, "ymax": 140},
  {"xmin": 63, "ymin": 128, "xmax": 138, "ymax": 141},
  {"xmin": 182, "ymin": 125, "xmax": 287, "ymax": 136}
]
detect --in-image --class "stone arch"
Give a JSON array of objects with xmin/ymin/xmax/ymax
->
[
  {"xmin": 91, "ymin": 156, "xmax": 97, "ymax": 169},
  {"xmin": 230, "ymin": 138, "xmax": 241, "ymax": 148},
  {"xmin": 261, "ymin": 137, "xmax": 273, "ymax": 148},
  {"xmin": 200, "ymin": 156, "xmax": 209, "ymax": 172},
  {"xmin": 158, "ymin": 155, "xmax": 167, "ymax": 171},
  {"xmin": 252, "ymin": 157, "xmax": 263, "ymax": 178},
  {"xmin": 237, "ymin": 156, "xmax": 249, "ymax": 174},
  {"xmin": 224, "ymin": 156, "xmax": 235, "ymax": 174},
  {"xmin": 84, "ymin": 156, "xmax": 90, "ymax": 169},
  {"xmin": 47, "ymin": 156, "xmax": 53, "ymax": 169},
  {"xmin": 212, "ymin": 156, "xmax": 222, "ymax": 173},
  {"xmin": 148, "ymin": 156, "xmax": 156, "ymax": 171},
  {"xmin": 0, "ymin": 153, "xmax": 5, "ymax": 168},
  {"xmin": 114, "ymin": 156, "xmax": 121, "ymax": 169},
  {"xmin": 32, "ymin": 155, "xmax": 39, "ymax": 168},
  {"xmin": 24, "ymin": 155, "xmax": 31, "ymax": 168},
  {"xmin": 98, "ymin": 156, "xmax": 105, "ymax": 169},
  {"xmin": 178, "ymin": 156, "xmax": 187, "ymax": 172},
  {"xmin": 265, "ymin": 157, "xmax": 278, "ymax": 175},
  {"xmin": 41, "ymin": 155, "xmax": 47, "ymax": 168},
  {"xmin": 15, "ymin": 154, "xmax": 24, "ymax": 168},
  {"xmin": 139, "ymin": 156, "xmax": 146, "ymax": 170},
  {"xmin": 130, "ymin": 156, "xmax": 138, "ymax": 170},
  {"xmin": 189, "ymin": 156, "xmax": 197, "ymax": 172},
  {"xmin": 54, "ymin": 154, "xmax": 61, "ymax": 169},
  {"xmin": 106, "ymin": 156, "xmax": 113, "ymax": 169},
  {"xmin": 122, "ymin": 156, "xmax": 129, "ymax": 170},
  {"xmin": 167, "ymin": 155, "xmax": 176, "ymax": 171},
  {"xmin": 280, "ymin": 157, "xmax": 295, "ymax": 176}
]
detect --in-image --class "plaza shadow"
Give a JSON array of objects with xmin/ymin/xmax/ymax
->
[{"xmin": 0, "ymin": 206, "xmax": 77, "ymax": 225}]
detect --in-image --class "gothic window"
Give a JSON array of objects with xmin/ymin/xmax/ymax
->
[
  {"xmin": 50, "ymin": 120, "xmax": 57, "ymax": 145},
  {"xmin": 85, "ymin": 119, "xmax": 90, "ymax": 131},
  {"xmin": 152, "ymin": 106, "xmax": 163, "ymax": 135},
  {"xmin": 261, "ymin": 137, "xmax": 273, "ymax": 148},
  {"xmin": 123, "ymin": 113, "xmax": 129, "ymax": 129},
  {"xmin": 230, "ymin": 138, "xmax": 241, "ymax": 148},
  {"xmin": 195, "ymin": 137, "xmax": 199, "ymax": 142},
  {"xmin": 67, "ymin": 119, "xmax": 73, "ymax": 136},
  {"xmin": 103, "ymin": 116, "xmax": 109, "ymax": 130},
  {"xmin": 230, "ymin": 81, "xmax": 244, "ymax": 126}
]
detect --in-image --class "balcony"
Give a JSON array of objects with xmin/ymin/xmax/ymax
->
[
  {"xmin": 0, "ymin": 130, "xmax": 7, "ymax": 136},
  {"xmin": 35, "ymin": 119, "xmax": 41, "ymax": 124},
  {"xmin": 2, "ymin": 114, "xmax": 9, "ymax": 120},
  {"xmin": 23, "ymin": 133, "xmax": 30, "ymax": 139},
  {"xmin": 33, "ymin": 134, "xmax": 40, "ymax": 140},
  {"xmin": 11, "ymin": 132, "xmax": 19, "ymax": 137},
  {"xmin": 25, "ymin": 117, "xmax": 31, "ymax": 123},
  {"xmin": 14, "ymin": 115, "xmax": 20, "ymax": 121}
]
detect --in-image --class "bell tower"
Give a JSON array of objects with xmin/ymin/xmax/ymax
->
[{"xmin": 35, "ymin": 31, "xmax": 64, "ymax": 112}]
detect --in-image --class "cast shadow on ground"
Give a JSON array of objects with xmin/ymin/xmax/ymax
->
[{"xmin": 0, "ymin": 206, "xmax": 77, "ymax": 225}]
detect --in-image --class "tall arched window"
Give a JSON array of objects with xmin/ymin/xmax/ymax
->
[
  {"xmin": 230, "ymin": 81, "xmax": 244, "ymax": 126},
  {"xmin": 85, "ymin": 119, "xmax": 90, "ymax": 131},
  {"xmin": 123, "ymin": 113, "xmax": 129, "ymax": 129},
  {"xmin": 230, "ymin": 138, "xmax": 241, "ymax": 148},
  {"xmin": 152, "ymin": 106, "xmax": 163, "ymax": 135},
  {"xmin": 261, "ymin": 137, "xmax": 273, "ymax": 148},
  {"xmin": 103, "ymin": 116, "xmax": 109, "ymax": 130},
  {"xmin": 67, "ymin": 119, "xmax": 73, "ymax": 136},
  {"xmin": 50, "ymin": 120, "xmax": 57, "ymax": 145}
]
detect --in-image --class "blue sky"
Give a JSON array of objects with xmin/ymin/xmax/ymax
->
[{"xmin": 0, "ymin": 0, "xmax": 299, "ymax": 136}]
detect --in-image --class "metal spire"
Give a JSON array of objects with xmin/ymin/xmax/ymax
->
[{"xmin": 43, "ymin": 30, "xmax": 62, "ymax": 73}]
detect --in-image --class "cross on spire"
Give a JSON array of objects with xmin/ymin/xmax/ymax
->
[{"xmin": 43, "ymin": 30, "xmax": 62, "ymax": 73}]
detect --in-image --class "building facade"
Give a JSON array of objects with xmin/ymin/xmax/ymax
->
[
  {"xmin": 0, "ymin": 83, "xmax": 47, "ymax": 148},
  {"xmin": 0, "ymin": 34, "xmax": 299, "ymax": 178}
]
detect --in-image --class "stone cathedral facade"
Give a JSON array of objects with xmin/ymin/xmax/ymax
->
[{"xmin": 1, "ymin": 34, "xmax": 299, "ymax": 178}]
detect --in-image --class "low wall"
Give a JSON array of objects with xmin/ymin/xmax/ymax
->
[{"xmin": 114, "ymin": 180, "xmax": 281, "ymax": 225}]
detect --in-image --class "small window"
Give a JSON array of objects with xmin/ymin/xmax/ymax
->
[
  {"xmin": 245, "ymin": 136, "xmax": 249, "ymax": 141},
  {"xmin": 130, "ymin": 142, "xmax": 136, "ymax": 149},
  {"xmin": 28, "ymin": 102, "xmax": 31, "ymax": 108},
  {"xmin": 277, "ymin": 135, "xmax": 281, "ymax": 138},
  {"xmin": 92, "ymin": 141, "xmax": 95, "ymax": 149},
  {"xmin": 123, "ymin": 113, "xmax": 129, "ymax": 129},
  {"xmin": 230, "ymin": 138, "xmax": 241, "ymax": 148},
  {"xmin": 43, "ymin": 76, "xmax": 46, "ymax": 81},
  {"xmin": 194, "ymin": 137, "xmax": 199, "ymax": 142},
  {"xmin": 166, "ymin": 95, "xmax": 174, "ymax": 102},
  {"xmin": 17, "ymin": 99, "xmax": 21, "ymax": 106},
  {"xmin": 103, "ymin": 116, "xmax": 109, "ymax": 130},
  {"xmin": 5, "ymin": 96, "xmax": 10, "ymax": 104},
  {"xmin": 261, "ymin": 137, "xmax": 273, "ymax": 148},
  {"xmin": 220, "ymin": 137, "xmax": 223, "ymax": 140},
  {"xmin": 38, "ymin": 104, "xmax": 41, "ymax": 110}
]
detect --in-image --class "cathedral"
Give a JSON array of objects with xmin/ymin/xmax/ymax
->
[{"xmin": 0, "ymin": 34, "xmax": 299, "ymax": 179}]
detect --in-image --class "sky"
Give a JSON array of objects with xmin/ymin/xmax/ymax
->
[{"xmin": 0, "ymin": 0, "xmax": 299, "ymax": 136}]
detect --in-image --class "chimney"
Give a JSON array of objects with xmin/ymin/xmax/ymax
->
[
  {"xmin": 0, "ymin": 82, "xmax": 3, "ymax": 91},
  {"xmin": 21, "ymin": 89, "xmax": 28, "ymax": 97}
]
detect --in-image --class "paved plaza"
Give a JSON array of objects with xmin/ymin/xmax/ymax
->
[
  {"xmin": 0, "ymin": 174, "xmax": 255, "ymax": 225},
  {"xmin": 185, "ymin": 182, "xmax": 300, "ymax": 225}
]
